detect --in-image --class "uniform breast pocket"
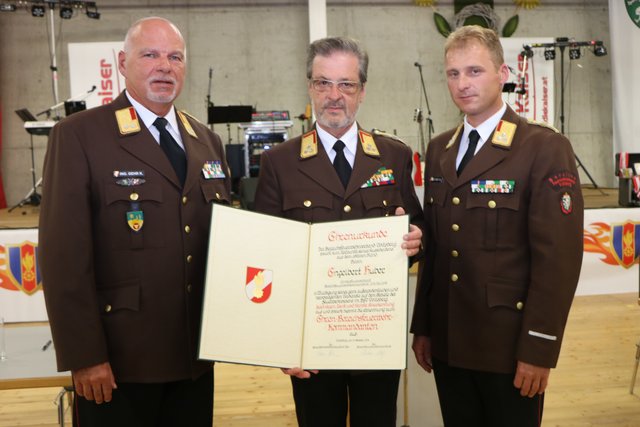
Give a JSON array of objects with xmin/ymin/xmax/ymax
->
[
  {"xmin": 201, "ymin": 180, "xmax": 231, "ymax": 205},
  {"xmin": 466, "ymin": 194, "xmax": 520, "ymax": 250},
  {"xmin": 282, "ymin": 191, "xmax": 333, "ymax": 223},
  {"xmin": 425, "ymin": 184, "xmax": 447, "ymax": 233},
  {"xmin": 102, "ymin": 182, "xmax": 165, "ymax": 250},
  {"xmin": 360, "ymin": 187, "xmax": 403, "ymax": 216}
]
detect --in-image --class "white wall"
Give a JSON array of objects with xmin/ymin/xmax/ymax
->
[{"xmin": 0, "ymin": 0, "xmax": 612, "ymax": 205}]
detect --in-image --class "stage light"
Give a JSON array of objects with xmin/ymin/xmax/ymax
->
[
  {"xmin": 0, "ymin": 3, "xmax": 17, "ymax": 12},
  {"xmin": 31, "ymin": 4, "xmax": 44, "ymax": 17},
  {"xmin": 569, "ymin": 47, "xmax": 581, "ymax": 60},
  {"xmin": 544, "ymin": 48, "xmax": 556, "ymax": 60},
  {"xmin": 593, "ymin": 42, "xmax": 607, "ymax": 57},
  {"xmin": 59, "ymin": 5, "xmax": 73, "ymax": 19},
  {"xmin": 85, "ymin": 1, "xmax": 99, "ymax": 19}
]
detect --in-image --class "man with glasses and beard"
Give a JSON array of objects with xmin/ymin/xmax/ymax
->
[{"xmin": 254, "ymin": 36, "xmax": 424, "ymax": 427}]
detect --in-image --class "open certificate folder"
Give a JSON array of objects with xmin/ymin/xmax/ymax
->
[{"xmin": 198, "ymin": 204, "xmax": 409, "ymax": 370}]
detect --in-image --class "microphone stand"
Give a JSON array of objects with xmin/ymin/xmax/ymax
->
[
  {"xmin": 526, "ymin": 38, "xmax": 606, "ymax": 192},
  {"xmin": 36, "ymin": 85, "xmax": 97, "ymax": 119},
  {"xmin": 206, "ymin": 67, "xmax": 214, "ymax": 131},
  {"xmin": 414, "ymin": 62, "xmax": 434, "ymax": 157}
]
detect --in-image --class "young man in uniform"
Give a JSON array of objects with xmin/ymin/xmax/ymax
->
[{"xmin": 411, "ymin": 25, "xmax": 583, "ymax": 427}]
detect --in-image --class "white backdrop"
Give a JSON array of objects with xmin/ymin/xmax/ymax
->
[
  {"xmin": 68, "ymin": 41, "xmax": 125, "ymax": 109},
  {"xmin": 501, "ymin": 37, "xmax": 555, "ymax": 124}
]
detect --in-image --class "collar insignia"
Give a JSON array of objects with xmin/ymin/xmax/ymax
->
[
  {"xmin": 359, "ymin": 130, "xmax": 380, "ymax": 157},
  {"xmin": 300, "ymin": 130, "xmax": 318, "ymax": 159},
  {"xmin": 177, "ymin": 111, "xmax": 198, "ymax": 138},
  {"xmin": 492, "ymin": 120, "xmax": 517, "ymax": 148},
  {"xmin": 116, "ymin": 107, "xmax": 141, "ymax": 135}
]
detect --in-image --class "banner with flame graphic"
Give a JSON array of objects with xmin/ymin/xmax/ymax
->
[
  {"xmin": 0, "ymin": 229, "xmax": 48, "ymax": 322},
  {"xmin": 580, "ymin": 208, "xmax": 639, "ymax": 296}
]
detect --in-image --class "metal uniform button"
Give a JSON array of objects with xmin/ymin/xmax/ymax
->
[
  {"xmin": 451, "ymin": 274, "xmax": 459, "ymax": 282},
  {"xmin": 216, "ymin": 192, "xmax": 221, "ymax": 200},
  {"xmin": 104, "ymin": 304, "xmax": 112, "ymax": 313},
  {"xmin": 304, "ymin": 200, "xmax": 312, "ymax": 208},
  {"xmin": 186, "ymin": 255, "xmax": 193, "ymax": 263},
  {"xmin": 182, "ymin": 196, "xmax": 188, "ymax": 205},
  {"xmin": 129, "ymin": 192, "xmax": 139, "ymax": 201},
  {"xmin": 516, "ymin": 301, "xmax": 524, "ymax": 310},
  {"xmin": 184, "ymin": 225, "xmax": 191, "ymax": 234},
  {"xmin": 429, "ymin": 197, "xmax": 434, "ymax": 204},
  {"xmin": 343, "ymin": 205, "xmax": 352, "ymax": 213},
  {"xmin": 452, "ymin": 197, "xmax": 460, "ymax": 205},
  {"xmin": 488, "ymin": 200, "xmax": 497, "ymax": 209},
  {"xmin": 451, "ymin": 250, "xmax": 459, "ymax": 257},
  {"xmin": 383, "ymin": 200, "xmax": 388, "ymax": 207},
  {"xmin": 451, "ymin": 224, "xmax": 460, "ymax": 232},
  {"xmin": 187, "ymin": 284, "xmax": 192, "ymax": 293}
]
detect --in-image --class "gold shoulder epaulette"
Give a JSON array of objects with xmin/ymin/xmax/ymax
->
[
  {"xmin": 445, "ymin": 124, "xmax": 463, "ymax": 150},
  {"xmin": 371, "ymin": 128, "xmax": 406, "ymax": 144},
  {"xmin": 300, "ymin": 129, "xmax": 318, "ymax": 159},
  {"xmin": 177, "ymin": 110, "xmax": 198, "ymax": 138},
  {"xmin": 527, "ymin": 119, "xmax": 560, "ymax": 133}
]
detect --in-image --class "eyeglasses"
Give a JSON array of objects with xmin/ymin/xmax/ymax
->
[{"xmin": 309, "ymin": 79, "xmax": 362, "ymax": 95}]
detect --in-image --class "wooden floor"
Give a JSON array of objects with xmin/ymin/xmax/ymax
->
[
  {"xmin": 1, "ymin": 292, "xmax": 639, "ymax": 426},
  {"xmin": 0, "ymin": 186, "xmax": 635, "ymax": 426}
]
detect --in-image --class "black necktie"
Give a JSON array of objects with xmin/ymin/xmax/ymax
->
[
  {"xmin": 457, "ymin": 130, "xmax": 480, "ymax": 176},
  {"xmin": 333, "ymin": 140, "xmax": 352, "ymax": 188},
  {"xmin": 154, "ymin": 117, "xmax": 187, "ymax": 187}
]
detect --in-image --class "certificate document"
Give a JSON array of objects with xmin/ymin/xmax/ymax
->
[{"xmin": 198, "ymin": 204, "xmax": 409, "ymax": 370}]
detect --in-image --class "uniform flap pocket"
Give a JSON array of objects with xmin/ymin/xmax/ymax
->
[
  {"xmin": 105, "ymin": 182, "xmax": 163, "ymax": 205},
  {"xmin": 360, "ymin": 188, "xmax": 403, "ymax": 210},
  {"xmin": 283, "ymin": 191, "xmax": 333, "ymax": 211},
  {"xmin": 97, "ymin": 280, "xmax": 141, "ymax": 313},
  {"xmin": 425, "ymin": 184, "xmax": 447, "ymax": 206},
  {"xmin": 466, "ymin": 194, "xmax": 519, "ymax": 210},
  {"xmin": 201, "ymin": 180, "xmax": 231, "ymax": 204},
  {"xmin": 486, "ymin": 277, "xmax": 526, "ymax": 310}
]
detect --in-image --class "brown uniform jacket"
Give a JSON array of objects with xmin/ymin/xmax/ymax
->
[
  {"xmin": 254, "ymin": 125, "xmax": 423, "ymax": 231},
  {"xmin": 410, "ymin": 107, "xmax": 583, "ymax": 374},
  {"xmin": 39, "ymin": 92, "xmax": 232, "ymax": 382}
]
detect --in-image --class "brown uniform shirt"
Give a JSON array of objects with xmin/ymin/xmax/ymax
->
[
  {"xmin": 411, "ymin": 107, "xmax": 584, "ymax": 374},
  {"xmin": 39, "ymin": 92, "xmax": 231, "ymax": 382}
]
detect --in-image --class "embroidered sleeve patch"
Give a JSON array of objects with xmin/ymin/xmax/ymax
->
[{"xmin": 546, "ymin": 170, "xmax": 577, "ymax": 190}]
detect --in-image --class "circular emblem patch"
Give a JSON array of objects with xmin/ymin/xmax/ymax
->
[{"xmin": 626, "ymin": 1, "xmax": 640, "ymax": 29}]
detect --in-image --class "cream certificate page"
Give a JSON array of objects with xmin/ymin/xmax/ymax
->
[
  {"xmin": 198, "ymin": 204, "xmax": 408, "ymax": 370},
  {"xmin": 301, "ymin": 216, "xmax": 408, "ymax": 369}
]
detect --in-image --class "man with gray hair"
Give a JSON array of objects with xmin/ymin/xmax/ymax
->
[
  {"xmin": 255, "ymin": 36, "xmax": 424, "ymax": 427},
  {"xmin": 40, "ymin": 17, "xmax": 231, "ymax": 426}
]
